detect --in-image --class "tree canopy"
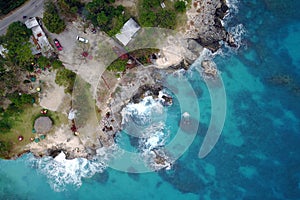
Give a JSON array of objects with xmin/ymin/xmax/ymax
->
[
  {"xmin": 3, "ymin": 21, "xmax": 34, "ymax": 68},
  {"xmin": 138, "ymin": 0, "xmax": 177, "ymax": 29},
  {"xmin": 84, "ymin": 0, "xmax": 127, "ymax": 36},
  {"xmin": 174, "ymin": 1, "xmax": 187, "ymax": 12},
  {"xmin": 55, "ymin": 67, "xmax": 76, "ymax": 93},
  {"xmin": 0, "ymin": 0, "xmax": 27, "ymax": 17},
  {"xmin": 43, "ymin": 1, "xmax": 66, "ymax": 34},
  {"xmin": 57, "ymin": 0, "xmax": 84, "ymax": 17}
]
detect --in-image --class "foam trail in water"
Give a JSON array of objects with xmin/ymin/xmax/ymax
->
[
  {"xmin": 27, "ymin": 146, "xmax": 117, "ymax": 192},
  {"xmin": 225, "ymin": 0, "xmax": 240, "ymax": 20},
  {"xmin": 120, "ymin": 92, "xmax": 172, "ymax": 170},
  {"xmin": 121, "ymin": 96, "xmax": 165, "ymax": 127}
]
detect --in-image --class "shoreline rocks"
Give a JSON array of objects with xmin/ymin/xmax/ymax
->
[{"xmin": 186, "ymin": 0, "xmax": 236, "ymax": 52}]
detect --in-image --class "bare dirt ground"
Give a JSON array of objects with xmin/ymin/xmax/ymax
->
[
  {"xmin": 39, "ymin": 71, "xmax": 66, "ymax": 112},
  {"xmin": 29, "ymin": 124, "xmax": 88, "ymax": 158}
]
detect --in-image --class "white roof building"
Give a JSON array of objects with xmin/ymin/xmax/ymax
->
[
  {"xmin": 115, "ymin": 18, "xmax": 141, "ymax": 46},
  {"xmin": 25, "ymin": 17, "xmax": 53, "ymax": 56},
  {"xmin": 25, "ymin": 17, "xmax": 39, "ymax": 29},
  {"xmin": 0, "ymin": 45, "xmax": 8, "ymax": 58}
]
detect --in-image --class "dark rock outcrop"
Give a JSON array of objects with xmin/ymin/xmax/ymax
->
[
  {"xmin": 131, "ymin": 84, "xmax": 163, "ymax": 103},
  {"xmin": 190, "ymin": 0, "xmax": 236, "ymax": 52}
]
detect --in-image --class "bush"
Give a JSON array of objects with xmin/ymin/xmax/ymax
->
[
  {"xmin": 107, "ymin": 59, "xmax": 127, "ymax": 72},
  {"xmin": 138, "ymin": 0, "xmax": 177, "ymax": 29},
  {"xmin": 43, "ymin": 1, "xmax": 66, "ymax": 34},
  {"xmin": 0, "ymin": 120, "xmax": 11, "ymax": 134},
  {"xmin": 51, "ymin": 59, "xmax": 64, "ymax": 69},
  {"xmin": 8, "ymin": 93, "xmax": 34, "ymax": 108},
  {"xmin": 57, "ymin": 0, "xmax": 84, "ymax": 17},
  {"xmin": 174, "ymin": 1, "xmax": 186, "ymax": 12},
  {"xmin": 157, "ymin": 10, "xmax": 176, "ymax": 29},
  {"xmin": 85, "ymin": 0, "xmax": 127, "ymax": 36},
  {"xmin": 37, "ymin": 56, "xmax": 51, "ymax": 68},
  {"xmin": 4, "ymin": 21, "xmax": 34, "ymax": 67},
  {"xmin": 0, "ymin": 140, "xmax": 12, "ymax": 158},
  {"xmin": 55, "ymin": 68, "xmax": 76, "ymax": 93}
]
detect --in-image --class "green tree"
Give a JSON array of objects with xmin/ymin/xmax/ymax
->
[
  {"xmin": 4, "ymin": 21, "xmax": 32, "ymax": 66},
  {"xmin": 37, "ymin": 56, "xmax": 51, "ymax": 68},
  {"xmin": 8, "ymin": 93, "xmax": 34, "ymax": 108},
  {"xmin": 85, "ymin": 0, "xmax": 127, "ymax": 35},
  {"xmin": 43, "ymin": 1, "xmax": 66, "ymax": 34},
  {"xmin": 0, "ymin": 0, "xmax": 27, "ymax": 16},
  {"xmin": 174, "ymin": 1, "xmax": 186, "ymax": 12},
  {"xmin": 15, "ymin": 42, "xmax": 34, "ymax": 67},
  {"xmin": 97, "ymin": 11, "xmax": 108, "ymax": 26},
  {"xmin": 55, "ymin": 68, "xmax": 76, "ymax": 93},
  {"xmin": 140, "ymin": 11, "xmax": 157, "ymax": 27},
  {"xmin": 107, "ymin": 59, "xmax": 127, "ymax": 72},
  {"xmin": 108, "ymin": 15, "xmax": 125, "ymax": 36},
  {"xmin": 157, "ymin": 10, "xmax": 176, "ymax": 29},
  {"xmin": 51, "ymin": 59, "xmax": 63, "ymax": 69}
]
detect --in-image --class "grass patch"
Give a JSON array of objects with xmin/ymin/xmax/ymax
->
[{"xmin": 0, "ymin": 104, "xmax": 67, "ymax": 159}]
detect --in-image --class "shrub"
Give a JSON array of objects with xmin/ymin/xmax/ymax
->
[
  {"xmin": 174, "ymin": 1, "xmax": 186, "ymax": 12},
  {"xmin": 51, "ymin": 59, "xmax": 64, "ymax": 69},
  {"xmin": 55, "ymin": 68, "xmax": 76, "ymax": 93},
  {"xmin": 37, "ymin": 56, "xmax": 51, "ymax": 68},
  {"xmin": 107, "ymin": 59, "xmax": 127, "ymax": 72},
  {"xmin": 8, "ymin": 93, "xmax": 34, "ymax": 108},
  {"xmin": 0, "ymin": 140, "xmax": 12, "ymax": 158},
  {"xmin": 43, "ymin": 1, "xmax": 66, "ymax": 34}
]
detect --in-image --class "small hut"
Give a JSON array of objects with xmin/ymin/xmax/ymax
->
[{"xmin": 34, "ymin": 116, "xmax": 53, "ymax": 133}]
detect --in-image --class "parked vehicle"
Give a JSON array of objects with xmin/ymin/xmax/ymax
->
[
  {"xmin": 76, "ymin": 36, "xmax": 88, "ymax": 43},
  {"xmin": 54, "ymin": 39, "xmax": 63, "ymax": 51}
]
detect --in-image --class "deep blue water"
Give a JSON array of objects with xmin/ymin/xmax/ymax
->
[{"xmin": 1, "ymin": 0, "xmax": 300, "ymax": 199}]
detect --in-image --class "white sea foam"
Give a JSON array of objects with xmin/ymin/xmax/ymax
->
[
  {"xmin": 27, "ymin": 147, "xmax": 117, "ymax": 192},
  {"xmin": 121, "ymin": 96, "xmax": 165, "ymax": 127},
  {"xmin": 223, "ymin": 0, "xmax": 247, "ymax": 52},
  {"xmin": 120, "ymin": 92, "xmax": 172, "ymax": 170},
  {"xmin": 172, "ymin": 68, "xmax": 187, "ymax": 79},
  {"xmin": 229, "ymin": 24, "xmax": 246, "ymax": 50},
  {"xmin": 225, "ymin": 0, "xmax": 240, "ymax": 20}
]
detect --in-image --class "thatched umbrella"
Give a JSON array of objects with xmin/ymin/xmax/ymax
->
[{"xmin": 34, "ymin": 116, "xmax": 53, "ymax": 133}]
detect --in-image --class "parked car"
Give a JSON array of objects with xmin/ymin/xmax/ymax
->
[
  {"xmin": 76, "ymin": 36, "xmax": 88, "ymax": 43},
  {"xmin": 54, "ymin": 39, "xmax": 63, "ymax": 51}
]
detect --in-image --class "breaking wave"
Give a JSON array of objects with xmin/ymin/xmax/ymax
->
[
  {"xmin": 120, "ymin": 91, "xmax": 173, "ymax": 169},
  {"xmin": 27, "ymin": 146, "xmax": 117, "ymax": 192},
  {"xmin": 225, "ymin": 0, "xmax": 240, "ymax": 20}
]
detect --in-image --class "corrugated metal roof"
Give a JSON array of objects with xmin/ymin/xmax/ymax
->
[
  {"xmin": 25, "ymin": 17, "xmax": 39, "ymax": 29},
  {"xmin": 115, "ymin": 18, "xmax": 141, "ymax": 46}
]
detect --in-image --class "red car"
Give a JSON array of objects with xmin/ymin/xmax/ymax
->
[{"xmin": 54, "ymin": 39, "xmax": 63, "ymax": 51}]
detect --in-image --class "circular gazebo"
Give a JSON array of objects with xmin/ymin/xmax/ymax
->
[{"xmin": 34, "ymin": 116, "xmax": 53, "ymax": 133}]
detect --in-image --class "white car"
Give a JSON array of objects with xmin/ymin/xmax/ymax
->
[{"xmin": 76, "ymin": 36, "xmax": 88, "ymax": 43}]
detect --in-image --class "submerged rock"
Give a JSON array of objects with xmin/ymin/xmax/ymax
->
[
  {"xmin": 92, "ymin": 171, "xmax": 109, "ymax": 184},
  {"xmin": 201, "ymin": 60, "xmax": 218, "ymax": 77},
  {"xmin": 158, "ymin": 162, "xmax": 204, "ymax": 194}
]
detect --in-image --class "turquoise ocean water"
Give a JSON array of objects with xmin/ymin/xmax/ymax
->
[{"xmin": 1, "ymin": 0, "xmax": 300, "ymax": 199}]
